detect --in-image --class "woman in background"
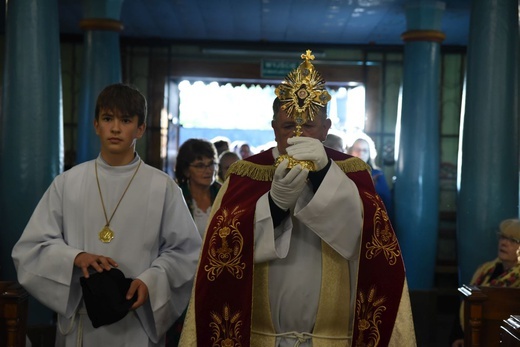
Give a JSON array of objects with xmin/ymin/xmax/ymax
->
[
  {"xmin": 167, "ymin": 138, "xmax": 221, "ymax": 347},
  {"xmin": 449, "ymin": 218, "xmax": 520, "ymax": 347},
  {"xmin": 174, "ymin": 138, "xmax": 221, "ymax": 237},
  {"xmin": 347, "ymin": 137, "xmax": 393, "ymax": 220}
]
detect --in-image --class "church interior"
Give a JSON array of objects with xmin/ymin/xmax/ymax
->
[{"xmin": 2, "ymin": 0, "xmax": 520, "ymax": 346}]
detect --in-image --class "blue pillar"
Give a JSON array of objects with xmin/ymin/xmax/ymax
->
[
  {"xmin": 395, "ymin": 1, "xmax": 445, "ymax": 290},
  {"xmin": 0, "ymin": 0, "xmax": 63, "ymax": 323},
  {"xmin": 457, "ymin": 0, "xmax": 519, "ymax": 285},
  {"xmin": 76, "ymin": 0, "xmax": 124, "ymax": 164}
]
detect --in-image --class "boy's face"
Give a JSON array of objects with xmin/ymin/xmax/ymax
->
[{"xmin": 94, "ymin": 108, "xmax": 145, "ymax": 161}]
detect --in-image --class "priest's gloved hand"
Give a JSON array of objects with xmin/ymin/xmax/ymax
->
[
  {"xmin": 286, "ymin": 137, "xmax": 329, "ymax": 171},
  {"xmin": 269, "ymin": 159, "xmax": 309, "ymax": 211}
]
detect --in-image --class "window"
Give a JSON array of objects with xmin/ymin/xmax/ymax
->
[{"xmin": 163, "ymin": 79, "xmax": 366, "ymax": 175}]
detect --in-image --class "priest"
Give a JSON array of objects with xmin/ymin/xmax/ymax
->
[{"xmin": 179, "ymin": 51, "xmax": 416, "ymax": 347}]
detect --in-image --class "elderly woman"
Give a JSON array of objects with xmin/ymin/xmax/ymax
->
[
  {"xmin": 174, "ymin": 138, "xmax": 221, "ymax": 237},
  {"xmin": 347, "ymin": 137, "xmax": 393, "ymax": 219},
  {"xmin": 450, "ymin": 218, "xmax": 520, "ymax": 347},
  {"xmin": 471, "ymin": 219, "xmax": 520, "ymax": 286}
]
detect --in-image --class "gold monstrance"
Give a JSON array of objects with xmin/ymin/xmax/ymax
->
[{"xmin": 274, "ymin": 50, "xmax": 331, "ymax": 171}]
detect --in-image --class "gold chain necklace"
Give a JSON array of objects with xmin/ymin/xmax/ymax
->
[{"xmin": 95, "ymin": 159, "xmax": 142, "ymax": 243}]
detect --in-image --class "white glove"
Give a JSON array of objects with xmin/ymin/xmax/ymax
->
[
  {"xmin": 286, "ymin": 137, "xmax": 329, "ymax": 171},
  {"xmin": 270, "ymin": 159, "xmax": 309, "ymax": 211}
]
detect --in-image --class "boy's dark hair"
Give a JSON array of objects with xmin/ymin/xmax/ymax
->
[
  {"xmin": 175, "ymin": 138, "xmax": 217, "ymax": 184},
  {"xmin": 95, "ymin": 83, "xmax": 147, "ymax": 126}
]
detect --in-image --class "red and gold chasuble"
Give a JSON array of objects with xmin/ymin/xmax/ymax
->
[{"xmin": 185, "ymin": 148, "xmax": 411, "ymax": 347}]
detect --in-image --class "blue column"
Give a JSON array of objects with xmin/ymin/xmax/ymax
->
[
  {"xmin": 0, "ymin": 0, "xmax": 62, "ymax": 323},
  {"xmin": 457, "ymin": 0, "xmax": 519, "ymax": 285},
  {"xmin": 395, "ymin": 1, "xmax": 445, "ymax": 290},
  {"xmin": 0, "ymin": 0, "xmax": 63, "ymax": 280},
  {"xmin": 76, "ymin": 0, "xmax": 124, "ymax": 164}
]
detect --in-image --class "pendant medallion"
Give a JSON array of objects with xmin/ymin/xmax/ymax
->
[{"xmin": 99, "ymin": 225, "xmax": 114, "ymax": 243}]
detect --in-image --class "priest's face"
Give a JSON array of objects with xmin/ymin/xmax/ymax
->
[
  {"xmin": 271, "ymin": 107, "xmax": 331, "ymax": 155},
  {"xmin": 94, "ymin": 107, "xmax": 146, "ymax": 164}
]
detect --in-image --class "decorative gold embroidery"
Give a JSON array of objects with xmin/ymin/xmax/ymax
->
[
  {"xmin": 210, "ymin": 303, "xmax": 243, "ymax": 347},
  {"xmin": 355, "ymin": 286, "xmax": 387, "ymax": 347},
  {"xmin": 364, "ymin": 192, "xmax": 400, "ymax": 265},
  {"xmin": 204, "ymin": 206, "xmax": 246, "ymax": 281}
]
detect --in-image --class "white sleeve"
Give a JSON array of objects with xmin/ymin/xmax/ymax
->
[
  {"xmin": 12, "ymin": 176, "xmax": 84, "ymax": 318},
  {"xmin": 136, "ymin": 178, "xmax": 201, "ymax": 340},
  {"xmin": 253, "ymin": 192, "xmax": 292, "ymax": 263},
  {"xmin": 294, "ymin": 161, "xmax": 363, "ymax": 259}
]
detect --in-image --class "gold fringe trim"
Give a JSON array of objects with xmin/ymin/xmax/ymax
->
[
  {"xmin": 336, "ymin": 157, "xmax": 372, "ymax": 174},
  {"xmin": 227, "ymin": 161, "xmax": 276, "ymax": 182},
  {"xmin": 227, "ymin": 156, "xmax": 371, "ymax": 182}
]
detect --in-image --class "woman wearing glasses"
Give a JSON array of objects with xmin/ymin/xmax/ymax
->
[
  {"xmin": 470, "ymin": 218, "xmax": 520, "ymax": 287},
  {"xmin": 174, "ymin": 138, "xmax": 221, "ymax": 238},
  {"xmin": 450, "ymin": 218, "xmax": 520, "ymax": 347},
  {"xmin": 168, "ymin": 138, "xmax": 221, "ymax": 347}
]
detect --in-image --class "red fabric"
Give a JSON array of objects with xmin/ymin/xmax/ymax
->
[
  {"xmin": 193, "ymin": 148, "xmax": 405, "ymax": 347},
  {"xmin": 349, "ymin": 168, "xmax": 404, "ymax": 346},
  {"xmin": 327, "ymin": 148, "xmax": 405, "ymax": 346},
  {"xmin": 194, "ymin": 150, "xmax": 272, "ymax": 346}
]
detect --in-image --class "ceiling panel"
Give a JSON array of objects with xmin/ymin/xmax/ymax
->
[{"xmin": 0, "ymin": 0, "xmax": 473, "ymax": 46}]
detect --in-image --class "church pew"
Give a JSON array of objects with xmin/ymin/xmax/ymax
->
[
  {"xmin": 0, "ymin": 281, "xmax": 28, "ymax": 347},
  {"xmin": 458, "ymin": 284, "xmax": 520, "ymax": 347},
  {"xmin": 500, "ymin": 315, "xmax": 520, "ymax": 346}
]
